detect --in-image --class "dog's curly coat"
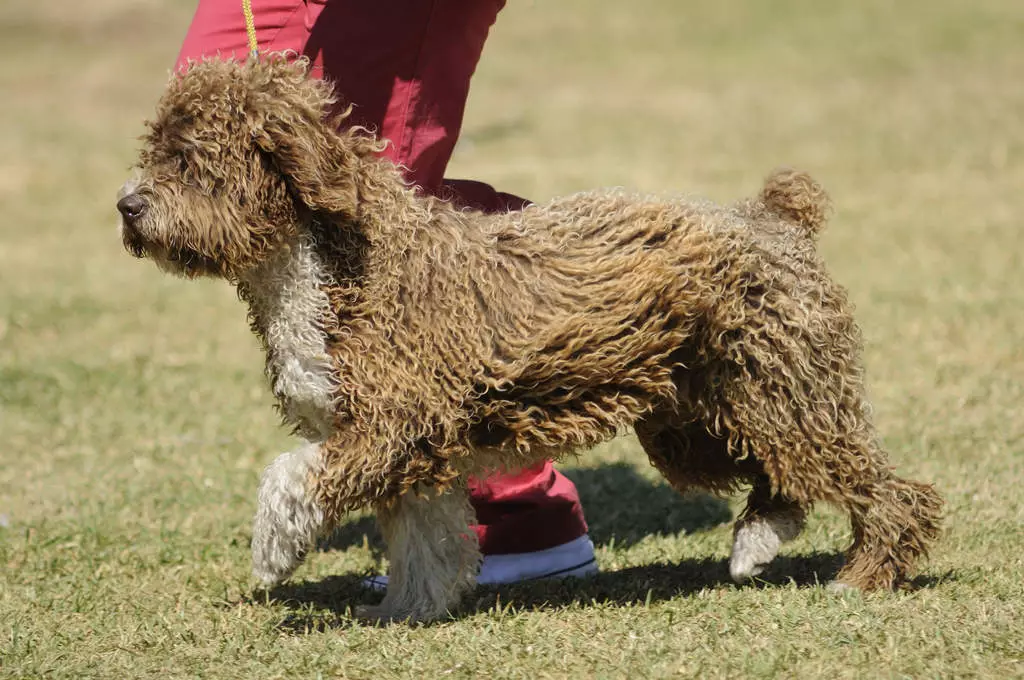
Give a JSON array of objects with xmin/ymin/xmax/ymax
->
[{"xmin": 118, "ymin": 57, "xmax": 942, "ymax": 623}]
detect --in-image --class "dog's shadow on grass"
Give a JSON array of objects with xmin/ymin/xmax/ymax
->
[
  {"xmin": 266, "ymin": 463, "xmax": 949, "ymax": 632},
  {"xmin": 266, "ymin": 463, "xmax": 738, "ymax": 632},
  {"xmin": 562, "ymin": 463, "xmax": 733, "ymax": 548},
  {"xmin": 316, "ymin": 462, "xmax": 734, "ymax": 556},
  {"xmin": 265, "ymin": 551, "xmax": 883, "ymax": 633},
  {"xmin": 316, "ymin": 514, "xmax": 380, "ymax": 554}
]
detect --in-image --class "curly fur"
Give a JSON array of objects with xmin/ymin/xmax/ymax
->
[
  {"xmin": 119, "ymin": 56, "xmax": 943, "ymax": 623},
  {"xmin": 251, "ymin": 443, "xmax": 328, "ymax": 585}
]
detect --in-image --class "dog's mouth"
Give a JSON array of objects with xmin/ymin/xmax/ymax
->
[
  {"xmin": 170, "ymin": 249, "xmax": 222, "ymax": 278},
  {"xmin": 122, "ymin": 227, "xmax": 221, "ymax": 278},
  {"xmin": 150, "ymin": 245, "xmax": 223, "ymax": 279},
  {"xmin": 120, "ymin": 220, "xmax": 149, "ymax": 259}
]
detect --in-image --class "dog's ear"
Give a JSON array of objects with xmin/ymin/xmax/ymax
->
[{"xmin": 245, "ymin": 58, "xmax": 381, "ymax": 218}]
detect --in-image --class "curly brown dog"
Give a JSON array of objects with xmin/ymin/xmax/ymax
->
[{"xmin": 117, "ymin": 57, "xmax": 942, "ymax": 623}]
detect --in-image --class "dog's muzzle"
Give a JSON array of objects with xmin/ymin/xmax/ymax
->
[{"xmin": 117, "ymin": 189, "xmax": 149, "ymax": 258}]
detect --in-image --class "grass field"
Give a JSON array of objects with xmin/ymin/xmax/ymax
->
[{"xmin": 2, "ymin": 0, "xmax": 1023, "ymax": 677}]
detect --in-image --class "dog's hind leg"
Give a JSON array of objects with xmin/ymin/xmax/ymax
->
[
  {"xmin": 729, "ymin": 475, "xmax": 806, "ymax": 582},
  {"xmin": 830, "ymin": 471, "xmax": 943, "ymax": 592},
  {"xmin": 636, "ymin": 419, "xmax": 805, "ymax": 581},
  {"xmin": 358, "ymin": 483, "xmax": 480, "ymax": 624},
  {"xmin": 636, "ymin": 418, "xmax": 749, "ymax": 497},
  {"xmin": 727, "ymin": 413, "xmax": 942, "ymax": 590},
  {"xmin": 251, "ymin": 443, "xmax": 330, "ymax": 586}
]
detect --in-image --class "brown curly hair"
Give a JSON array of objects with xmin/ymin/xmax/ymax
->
[{"xmin": 121, "ymin": 57, "xmax": 941, "ymax": 618}]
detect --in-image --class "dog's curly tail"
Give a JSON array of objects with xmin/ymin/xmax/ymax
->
[{"xmin": 760, "ymin": 168, "xmax": 832, "ymax": 237}]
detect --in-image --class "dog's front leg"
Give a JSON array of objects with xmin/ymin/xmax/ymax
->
[
  {"xmin": 358, "ymin": 483, "xmax": 480, "ymax": 624},
  {"xmin": 251, "ymin": 442, "xmax": 329, "ymax": 586}
]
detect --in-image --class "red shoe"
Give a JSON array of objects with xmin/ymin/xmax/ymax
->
[{"xmin": 364, "ymin": 462, "xmax": 596, "ymax": 590}]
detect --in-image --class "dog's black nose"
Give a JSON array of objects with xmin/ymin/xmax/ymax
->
[{"xmin": 117, "ymin": 194, "xmax": 147, "ymax": 222}]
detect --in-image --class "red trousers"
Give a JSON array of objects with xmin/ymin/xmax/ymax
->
[{"xmin": 177, "ymin": 0, "xmax": 588, "ymax": 554}]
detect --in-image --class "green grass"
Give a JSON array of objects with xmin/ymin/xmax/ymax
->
[{"xmin": 2, "ymin": 0, "xmax": 1023, "ymax": 677}]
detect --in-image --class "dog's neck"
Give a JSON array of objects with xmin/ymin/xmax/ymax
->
[
  {"xmin": 237, "ymin": 234, "xmax": 339, "ymax": 440},
  {"xmin": 352, "ymin": 159, "xmax": 450, "ymax": 242},
  {"xmin": 232, "ymin": 151, "xmax": 481, "ymax": 441}
]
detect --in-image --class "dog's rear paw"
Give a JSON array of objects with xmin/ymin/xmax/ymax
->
[
  {"xmin": 729, "ymin": 549, "xmax": 775, "ymax": 582},
  {"xmin": 729, "ymin": 518, "xmax": 782, "ymax": 582},
  {"xmin": 729, "ymin": 510, "xmax": 805, "ymax": 583}
]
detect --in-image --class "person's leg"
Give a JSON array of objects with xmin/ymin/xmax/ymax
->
[
  {"xmin": 178, "ymin": 0, "xmax": 530, "ymax": 208},
  {"xmin": 176, "ymin": 0, "xmax": 301, "ymax": 69},
  {"xmin": 439, "ymin": 178, "xmax": 532, "ymax": 213},
  {"xmin": 177, "ymin": 0, "xmax": 594, "ymax": 579},
  {"xmin": 302, "ymin": 0, "xmax": 508, "ymax": 193},
  {"xmin": 307, "ymin": 0, "xmax": 595, "ymax": 578}
]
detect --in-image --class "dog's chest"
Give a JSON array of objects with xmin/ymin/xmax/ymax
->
[{"xmin": 241, "ymin": 239, "xmax": 337, "ymax": 439}]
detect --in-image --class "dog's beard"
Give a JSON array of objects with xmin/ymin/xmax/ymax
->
[
  {"xmin": 120, "ymin": 221, "xmax": 148, "ymax": 259},
  {"xmin": 122, "ymin": 225, "xmax": 223, "ymax": 278},
  {"xmin": 153, "ymin": 245, "xmax": 224, "ymax": 279}
]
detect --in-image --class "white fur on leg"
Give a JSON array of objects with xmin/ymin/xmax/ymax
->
[
  {"xmin": 251, "ymin": 443, "xmax": 326, "ymax": 586},
  {"xmin": 359, "ymin": 484, "xmax": 480, "ymax": 624},
  {"xmin": 729, "ymin": 511, "xmax": 803, "ymax": 582}
]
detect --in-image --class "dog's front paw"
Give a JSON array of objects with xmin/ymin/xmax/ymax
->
[
  {"xmin": 251, "ymin": 523, "xmax": 307, "ymax": 587},
  {"xmin": 251, "ymin": 445, "xmax": 326, "ymax": 586}
]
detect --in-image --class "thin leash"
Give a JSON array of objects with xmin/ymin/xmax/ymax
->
[{"xmin": 242, "ymin": 0, "xmax": 260, "ymax": 60}]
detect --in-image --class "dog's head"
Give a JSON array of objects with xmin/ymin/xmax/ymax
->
[{"xmin": 118, "ymin": 56, "xmax": 379, "ymax": 279}]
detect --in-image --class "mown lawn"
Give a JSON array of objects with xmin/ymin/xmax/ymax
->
[{"xmin": 1, "ymin": 0, "xmax": 1022, "ymax": 677}]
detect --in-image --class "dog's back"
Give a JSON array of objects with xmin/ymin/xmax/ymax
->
[{"xmin": 432, "ymin": 170, "xmax": 845, "ymax": 462}]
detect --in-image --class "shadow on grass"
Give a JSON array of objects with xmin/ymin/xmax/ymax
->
[
  {"xmin": 265, "ymin": 462, "xmax": 948, "ymax": 632},
  {"xmin": 562, "ymin": 463, "xmax": 733, "ymax": 548},
  {"xmin": 317, "ymin": 515, "xmax": 380, "ymax": 554},
  {"xmin": 316, "ymin": 462, "xmax": 734, "ymax": 556},
  {"xmin": 261, "ymin": 550, "xmax": 932, "ymax": 633}
]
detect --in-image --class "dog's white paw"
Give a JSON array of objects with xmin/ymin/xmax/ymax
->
[
  {"xmin": 251, "ymin": 444, "xmax": 325, "ymax": 586},
  {"xmin": 729, "ymin": 513, "xmax": 802, "ymax": 583},
  {"xmin": 730, "ymin": 521, "xmax": 781, "ymax": 582}
]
